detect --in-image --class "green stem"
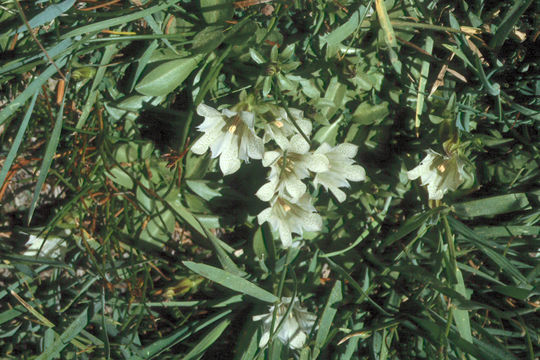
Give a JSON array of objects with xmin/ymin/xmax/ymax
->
[
  {"xmin": 442, "ymin": 215, "xmax": 457, "ymax": 280},
  {"xmin": 273, "ymin": 79, "xmax": 311, "ymax": 145},
  {"xmin": 268, "ymin": 247, "xmax": 293, "ymax": 357}
]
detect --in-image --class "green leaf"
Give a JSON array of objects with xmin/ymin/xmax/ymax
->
[
  {"xmin": 183, "ymin": 261, "xmax": 278, "ymax": 303},
  {"xmin": 114, "ymin": 142, "xmax": 154, "ymax": 163},
  {"xmin": 415, "ymin": 36, "xmax": 433, "ymax": 133},
  {"xmin": 77, "ymin": 44, "xmax": 119, "ymax": 128},
  {"xmin": 183, "ymin": 319, "xmax": 230, "ymax": 360},
  {"xmin": 492, "ymin": 285, "xmax": 533, "ymax": 300},
  {"xmin": 0, "ymin": 91, "xmax": 38, "ymax": 190},
  {"xmin": 315, "ymin": 280, "xmax": 342, "ymax": 350},
  {"xmin": 192, "ymin": 26, "xmax": 226, "ymax": 53},
  {"xmin": 27, "ymin": 74, "xmax": 70, "ymax": 225},
  {"xmin": 129, "ymin": 40, "xmax": 160, "ymax": 92},
  {"xmin": 200, "ymin": 0, "xmax": 234, "ymax": 24},
  {"xmin": 320, "ymin": 77, "xmax": 347, "ymax": 119},
  {"xmin": 135, "ymin": 55, "xmax": 203, "ymax": 96},
  {"xmin": 489, "ymin": 0, "xmax": 533, "ymax": 50},
  {"xmin": 186, "ymin": 180, "xmax": 222, "ymax": 201},
  {"xmin": 142, "ymin": 310, "xmax": 232, "ymax": 358},
  {"xmin": 0, "ymin": 57, "xmax": 67, "ymax": 126},
  {"xmin": 473, "ymin": 226, "xmax": 540, "ymax": 238},
  {"xmin": 61, "ymin": 0, "xmax": 182, "ymax": 38},
  {"xmin": 452, "ymin": 193, "xmax": 530, "ymax": 218},
  {"xmin": 453, "ymin": 269, "xmax": 472, "ymax": 343},
  {"xmin": 351, "ymin": 102, "xmax": 389, "ymax": 125},
  {"xmin": 14, "ymin": 0, "xmax": 75, "ymax": 35},
  {"xmin": 381, "ymin": 209, "xmax": 437, "ymax": 248},
  {"xmin": 249, "ymin": 48, "xmax": 266, "ymax": 64},
  {"xmin": 313, "ymin": 115, "xmax": 345, "ymax": 146},
  {"xmin": 321, "ymin": 8, "xmax": 360, "ymax": 58},
  {"xmin": 36, "ymin": 307, "xmax": 89, "ymax": 360},
  {"xmin": 449, "ymin": 218, "xmax": 529, "ymax": 284}
]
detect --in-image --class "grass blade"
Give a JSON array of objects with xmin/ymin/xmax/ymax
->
[
  {"xmin": 14, "ymin": 0, "xmax": 75, "ymax": 35},
  {"xmin": 0, "ymin": 90, "xmax": 39, "ymax": 190},
  {"xmin": 0, "ymin": 57, "xmax": 67, "ymax": 126},
  {"xmin": 61, "ymin": 0, "xmax": 182, "ymax": 39},
  {"xmin": 415, "ymin": 35, "xmax": 433, "ymax": 136},
  {"xmin": 35, "ymin": 307, "xmax": 90, "ymax": 360},
  {"xmin": 27, "ymin": 72, "xmax": 70, "ymax": 224},
  {"xmin": 489, "ymin": 0, "xmax": 533, "ymax": 50},
  {"xmin": 76, "ymin": 45, "xmax": 118, "ymax": 128},
  {"xmin": 183, "ymin": 319, "xmax": 231, "ymax": 360},
  {"xmin": 183, "ymin": 261, "xmax": 278, "ymax": 303},
  {"xmin": 142, "ymin": 310, "xmax": 232, "ymax": 358},
  {"xmin": 315, "ymin": 280, "xmax": 342, "ymax": 350}
]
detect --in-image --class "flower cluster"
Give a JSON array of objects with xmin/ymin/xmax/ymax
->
[
  {"xmin": 252, "ymin": 297, "xmax": 317, "ymax": 350},
  {"xmin": 190, "ymin": 100, "xmax": 366, "ymax": 248}
]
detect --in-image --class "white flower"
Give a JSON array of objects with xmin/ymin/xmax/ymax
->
[
  {"xmin": 24, "ymin": 234, "xmax": 68, "ymax": 259},
  {"xmin": 313, "ymin": 143, "xmax": 366, "ymax": 202},
  {"xmin": 257, "ymin": 193, "xmax": 322, "ymax": 247},
  {"xmin": 407, "ymin": 149, "xmax": 466, "ymax": 200},
  {"xmin": 255, "ymin": 134, "xmax": 328, "ymax": 203},
  {"xmin": 190, "ymin": 104, "xmax": 264, "ymax": 175},
  {"xmin": 253, "ymin": 297, "xmax": 317, "ymax": 350},
  {"xmin": 264, "ymin": 107, "xmax": 312, "ymax": 150}
]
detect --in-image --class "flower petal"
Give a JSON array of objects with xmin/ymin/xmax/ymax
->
[
  {"xmin": 334, "ymin": 143, "xmax": 358, "ymax": 158},
  {"xmin": 297, "ymin": 119, "xmax": 312, "ymax": 136},
  {"xmin": 256, "ymin": 181, "xmax": 277, "ymax": 202},
  {"xmin": 303, "ymin": 212, "xmax": 322, "ymax": 232},
  {"xmin": 222, "ymin": 108, "xmax": 237, "ymax": 118},
  {"xmin": 219, "ymin": 138, "xmax": 241, "ymax": 175},
  {"xmin": 330, "ymin": 187, "xmax": 347, "ymax": 203},
  {"xmin": 288, "ymin": 134, "xmax": 310, "ymax": 154},
  {"xmin": 314, "ymin": 142, "xmax": 332, "ymax": 155},
  {"xmin": 196, "ymin": 103, "xmax": 222, "ymax": 118},
  {"xmin": 285, "ymin": 178, "xmax": 307, "ymax": 201},
  {"xmin": 240, "ymin": 111, "xmax": 255, "ymax": 128},
  {"xmin": 279, "ymin": 223, "xmax": 293, "ymax": 248},
  {"xmin": 258, "ymin": 331, "xmax": 270, "ymax": 348},
  {"xmin": 345, "ymin": 164, "xmax": 366, "ymax": 181},
  {"xmin": 288, "ymin": 330, "xmax": 307, "ymax": 350},
  {"xmin": 191, "ymin": 128, "xmax": 221, "ymax": 155},
  {"xmin": 246, "ymin": 133, "xmax": 264, "ymax": 160},
  {"xmin": 257, "ymin": 207, "xmax": 272, "ymax": 225},
  {"xmin": 263, "ymin": 151, "xmax": 281, "ymax": 167},
  {"xmin": 306, "ymin": 153, "xmax": 329, "ymax": 173}
]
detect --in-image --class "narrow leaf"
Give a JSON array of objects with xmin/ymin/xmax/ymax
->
[
  {"xmin": 15, "ymin": 0, "xmax": 75, "ymax": 34},
  {"xmin": 0, "ymin": 91, "xmax": 39, "ymax": 190},
  {"xmin": 453, "ymin": 193, "xmax": 530, "ymax": 218},
  {"xmin": 135, "ymin": 55, "xmax": 203, "ymax": 96},
  {"xmin": 183, "ymin": 261, "xmax": 278, "ymax": 303},
  {"xmin": 36, "ymin": 307, "xmax": 89, "ymax": 360},
  {"xmin": 0, "ymin": 57, "xmax": 67, "ymax": 126},
  {"xmin": 315, "ymin": 280, "xmax": 342, "ymax": 349},
  {"xmin": 183, "ymin": 319, "xmax": 231, "ymax": 360},
  {"xmin": 415, "ymin": 36, "xmax": 433, "ymax": 135},
  {"xmin": 27, "ymin": 73, "xmax": 70, "ymax": 225}
]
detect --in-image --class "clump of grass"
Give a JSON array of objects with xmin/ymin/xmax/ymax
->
[{"xmin": 0, "ymin": 0, "xmax": 538, "ymax": 359}]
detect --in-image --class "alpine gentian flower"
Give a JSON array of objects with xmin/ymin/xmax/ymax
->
[
  {"xmin": 256, "ymin": 134, "xmax": 328, "ymax": 203},
  {"xmin": 407, "ymin": 149, "xmax": 466, "ymax": 200},
  {"xmin": 190, "ymin": 104, "xmax": 264, "ymax": 175},
  {"xmin": 253, "ymin": 297, "xmax": 317, "ymax": 350},
  {"xmin": 313, "ymin": 143, "xmax": 366, "ymax": 202},
  {"xmin": 257, "ymin": 193, "xmax": 322, "ymax": 247}
]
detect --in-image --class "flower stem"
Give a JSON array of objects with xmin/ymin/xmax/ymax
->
[
  {"xmin": 273, "ymin": 79, "xmax": 311, "ymax": 145},
  {"xmin": 442, "ymin": 214, "xmax": 457, "ymax": 281}
]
